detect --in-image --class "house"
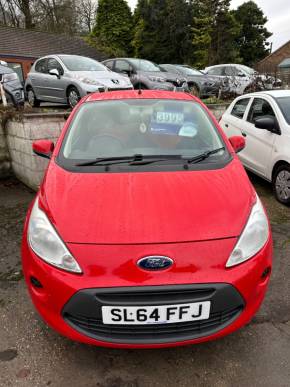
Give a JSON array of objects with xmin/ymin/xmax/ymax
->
[
  {"xmin": 0, "ymin": 25, "xmax": 104, "ymax": 82},
  {"xmin": 256, "ymin": 40, "xmax": 290, "ymax": 79}
]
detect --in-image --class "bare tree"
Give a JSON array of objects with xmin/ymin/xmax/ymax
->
[{"xmin": 76, "ymin": 0, "xmax": 97, "ymax": 33}]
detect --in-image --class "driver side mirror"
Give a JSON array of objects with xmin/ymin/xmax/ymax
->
[
  {"xmin": 49, "ymin": 68, "xmax": 60, "ymax": 78},
  {"xmin": 229, "ymin": 136, "xmax": 246, "ymax": 153},
  {"xmin": 254, "ymin": 117, "xmax": 280, "ymax": 134},
  {"xmin": 33, "ymin": 140, "xmax": 54, "ymax": 159}
]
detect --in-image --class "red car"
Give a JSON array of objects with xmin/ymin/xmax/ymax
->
[{"xmin": 22, "ymin": 90, "xmax": 273, "ymax": 348}]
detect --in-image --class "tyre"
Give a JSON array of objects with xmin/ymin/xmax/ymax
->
[
  {"xmin": 273, "ymin": 164, "xmax": 290, "ymax": 205},
  {"xmin": 27, "ymin": 87, "xmax": 40, "ymax": 107},
  {"xmin": 67, "ymin": 86, "xmax": 81, "ymax": 109}
]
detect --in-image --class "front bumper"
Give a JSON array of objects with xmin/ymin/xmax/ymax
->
[
  {"xmin": 79, "ymin": 83, "xmax": 133, "ymax": 97},
  {"xmin": 22, "ymin": 231, "xmax": 272, "ymax": 348}
]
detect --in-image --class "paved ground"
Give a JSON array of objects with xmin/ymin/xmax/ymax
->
[{"xmin": 0, "ymin": 174, "xmax": 289, "ymax": 387}]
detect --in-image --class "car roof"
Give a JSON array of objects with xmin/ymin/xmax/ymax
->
[
  {"xmin": 241, "ymin": 90, "xmax": 290, "ymax": 99},
  {"xmin": 85, "ymin": 90, "xmax": 197, "ymax": 103}
]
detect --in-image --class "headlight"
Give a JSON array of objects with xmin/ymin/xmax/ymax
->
[
  {"xmin": 28, "ymin": 198, "xmax": 82, "ymax": 273},
  {"xmin": 226, "ymin": 195, "xmax": 269, "ymax": 268},
  {"xmin": 73, "ymin": 75, "xmax": 103, "ymax": 86},
  {"xmin": 3, "ymin": 73, "xmax": 18, "ymax": 83},
  {"xmin": 148, "ymin": 76, "xmax": 166, "ymax": 83}
]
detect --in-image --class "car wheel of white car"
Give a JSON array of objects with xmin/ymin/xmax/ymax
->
[
  {"xmin": 273, "ymin": 164, "xmax": 290, "ymax": 205},
  {"xmin": 27, "ymin": 87, "xmax": 40, "ymax": 107},
  {"xmin": 67, "ymin": 87, "xmax": 80, "ymax": 109}
]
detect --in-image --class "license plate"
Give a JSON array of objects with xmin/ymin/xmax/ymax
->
[{"xmin": 102, "ymin": 302, "xmax": 211, "ymax": 325}]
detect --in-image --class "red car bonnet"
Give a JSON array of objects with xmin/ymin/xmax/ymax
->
[{"xmin": 39, "ymin": 158, "xmax": 255, "ymax": 244}]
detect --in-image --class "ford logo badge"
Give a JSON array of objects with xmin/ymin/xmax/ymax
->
[{"xmin": 137, "ymin": 256, "xmax": 173, "ymax": 271}]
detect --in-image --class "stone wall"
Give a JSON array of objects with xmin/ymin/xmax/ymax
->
[
  {"xmin": 1, "ymin": 104, "xmax": 229, "ymax": 191},
  {"xmin": 0, "ymin": 113, "xmax": 11, "ymax": 178},
  {"xmin": 5, "ymin": 113, "xmax": 66, "ymax": 190}
]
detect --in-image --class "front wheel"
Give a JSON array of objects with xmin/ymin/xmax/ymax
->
[
  {"xmin": 67, "ymin": 86, "xmax": 81, "ymax": 109},
  {"xmin": 27, "ymin": 87, "xmax": 40, "ymax": 107},
  {"xmin": 273, "ymin": 164, "xmax": 290, "ymax": 205}
]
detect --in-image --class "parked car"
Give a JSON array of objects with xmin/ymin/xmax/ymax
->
[
  {"xmin": 0, "ymin": 62, "xmax": 24, "ymax": 107},
  {"xmin": 102, "ymin": 58, "xmax": 188, "ymax": 91},
  {"xmin": 22, "ymin": 89, "xmax": 272, "ymax": 348},
  {"xmin": 160, "ymin": 64, "xmax": 221, "ymax": 98},
  {"xmin": 204, "ymin": 64, "xmax": 282, "ymax": 96},
  {"xmin": 25, "ymin": 55, "xmax": 133, "ymax": 108},
  {"xmin": 220, "ymin": 90, "xmax": 290, "ymax": 205}
]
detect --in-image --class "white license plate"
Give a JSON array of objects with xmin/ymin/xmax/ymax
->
[{"xmin": 102, "ymin": 301, "xmax": 211, "ymax": 325}]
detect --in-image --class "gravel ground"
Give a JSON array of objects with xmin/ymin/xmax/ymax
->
[{"xmin": 0, "ymin": 174, "xmax": 289, "ymax": 387}]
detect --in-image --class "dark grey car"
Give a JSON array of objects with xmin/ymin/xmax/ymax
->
[
  {"xmin": 102, "ymin": 58, "xmax": 188, "ymax": 91},
  {"xmin": 0, "ymin": 63, "xmax": 24, "ymax": 107},
  {"xmin": 160, "ymin": 64, "xmax": 221, "ymax": 98}
]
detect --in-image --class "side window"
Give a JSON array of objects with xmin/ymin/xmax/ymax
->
[
  {"xmin": 35, "ymin": 59, "xmax": 47, "ymax": 73},
  {"xmin": 225, "ymin": 66, "xmax": 240, "ymax": 76},
  {"xmin": 104, "ymin": 60, "xmax": 114, "ymax": 70},
  {"xmin": 207, "ymin": 67, "xmax": 224, "ymax": 76},
  {"xmin": 115, "ymin": 60, "xmax": 132, "ymax": 73},
  {"xmin": 231, "ymin": 98, "xmax": 250, "ymax": 119},
  {"xmin": 247, "ymin": 98, "xmax": 276, "ymax": 124},
  {"xmin": 47, "ymin": 58, "xmax": 64, "ymax": 75}
]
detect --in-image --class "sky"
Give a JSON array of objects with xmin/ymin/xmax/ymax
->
[{"xmin": 126, "ymin": 0, "xmax": 290, "ymax": 52}]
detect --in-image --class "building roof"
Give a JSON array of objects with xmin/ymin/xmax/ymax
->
[
  {"xmin": 0, "ymin": 25, "xmax": 105, "ymax": 61},
  {"xmin": 278, "ymin": 58, "xmax": 290, "ymax": 68},
  {"xmin": 257, "ymin": 40, "xmax": 290, "ymax": 66}
]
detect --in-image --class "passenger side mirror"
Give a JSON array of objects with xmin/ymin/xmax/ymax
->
[
  {"xmin": 33, "ymin": 140, "xmax": 54, "ymax": 159},
  {"xmin": 121, "ymin": 69, "xmax": 132, "ymax": 77},
  {"xmin": 254, "ymin": 117, "xmax": 280, "ymax": 134},
  {"xmin": 49, "ymin": 68, "xmax": 60, "ymax": 78},
  {"xmin": 229, "ymin": 136, "xmax": 246, "ymax": 153}
]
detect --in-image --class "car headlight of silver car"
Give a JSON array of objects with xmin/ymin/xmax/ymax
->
[
  {"xmin": 148, "ymin": 76, "xmax": 166, "ymax": 83},
  {"xmin": 28, "ymin": 198, "xmax": 82, "ymax": 273},
  {"xmin": 226, "ymin": 195, "xmax": 269, "ymax": 268},
  {"xmin": 73, "ymin": 75, "xmax": 103, "ymax": 86}
]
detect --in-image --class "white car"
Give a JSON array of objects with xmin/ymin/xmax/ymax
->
[
  {"xmin": 204, "ymin": 64, "xmax": 281, "ymax": 96},
  {"xmin": 220, "ymin": 90, "xmax": 290, "ymax": 205}
]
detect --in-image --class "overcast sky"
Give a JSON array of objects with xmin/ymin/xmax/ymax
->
[{"xmin": 126, "ymin": 0, "xmax": 290, "ymax": 52}]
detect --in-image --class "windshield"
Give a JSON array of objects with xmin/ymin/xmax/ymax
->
[
  {"xmin": 129, "ymin": 59, "xmax": 161, "ymax": 72},
  {"xmin": 238, "ymin": 65, "xmax": 255, "ymax": 75},
  {"xmin": 60, "ymin": 99, "xmax": 226, "ymax": 169},
  {"xmin": 276, "ymin": 97, "xmax": 290, "ymax": 124},
  {"xmin": 59, "ymin": 56, "xmax": 107, "ymax": 72},
  {"xmin": 177, "ymin": 66, "xmax": 202, "ymax": 76}
]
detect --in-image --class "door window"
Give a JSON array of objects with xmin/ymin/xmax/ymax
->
[
  {"xmin": 47, "ymin": 58, "xmax": 64, "ymax": 75},
  {"xmin": 247, "ymin": 98, "xmax": 276, "ymax": 124},
  {"xmin": 104, "ymin": 60, "xmax": 114, "ymax": 70},
  {"xmin": 225, "ymin": 66, "xmax": 240, "ymax": 76},
  {"xmin": 115, "ymin": 60, "xmax": 132, "ymax": 73},
  {"xmin": 35, "ymin": 59, "xmax": 47, "ymax": 73},
  {"xmin": 231, "ymin": 98, "xmax": 250, "ymax": 119},
  {"xmin": 207, "ymin": 67, "xmax": 224, "ymax": 76}
]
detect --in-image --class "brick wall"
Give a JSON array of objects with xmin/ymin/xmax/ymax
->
[{"xmin": 257, "ymin": 41, "xmax": 290, "ymax": 75}]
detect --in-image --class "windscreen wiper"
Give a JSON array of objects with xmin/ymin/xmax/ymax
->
[
  {"xmin": 76, "ymin": 154, "xmax": 183, "ymax": 167},
  {"xmin": 186, "ymin": 147, "xmax": 225, "ymax": 164}
]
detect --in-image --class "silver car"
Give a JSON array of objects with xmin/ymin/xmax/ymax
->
[{"xmin": 25, "ymin": 55, "xmax": 133, "ymax": 108}]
